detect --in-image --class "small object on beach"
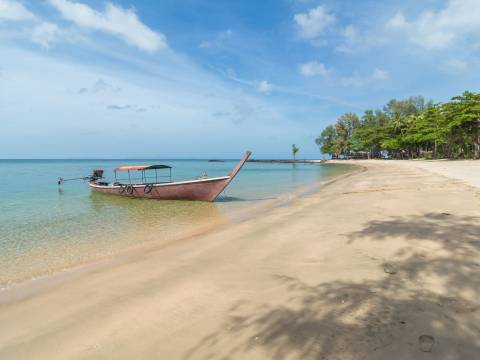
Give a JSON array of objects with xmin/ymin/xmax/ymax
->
[
  {"xmin": 418, "ymin": 334, "xmax": 435, "ymax": 352},
  {"xmin": 441, "ymin": 212, "xmax": 451, "ymax": 216},
  {"xmin": 383, "ymin": 263, "xmax": 396, "ymax": 275}
]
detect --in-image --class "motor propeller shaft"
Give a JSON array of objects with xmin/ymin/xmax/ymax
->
[{"xmin": 57, "ymin": 169, "xmax": 104, "ymax": 185}]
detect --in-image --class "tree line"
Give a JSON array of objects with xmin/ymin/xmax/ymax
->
[{"xmin": 315, "ymin": 91, "xmax": 480, "ymax": 159}]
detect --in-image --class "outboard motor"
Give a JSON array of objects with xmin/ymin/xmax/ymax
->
[
  {"xmin": 90, "ymin": 169, "xmax": 104, "ymax": 181},
  {"xmin": 58, "ymin": 169, "xmax": 104, "ymax": 186}
]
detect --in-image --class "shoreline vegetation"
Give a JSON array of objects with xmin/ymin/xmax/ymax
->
[
  {"xmin": 0, "ymin": 160, "xmax": 478, "ymax": 359},
  {"xmin": 315, "ymin": 91, "xmax": 480, "ymax": 160}
]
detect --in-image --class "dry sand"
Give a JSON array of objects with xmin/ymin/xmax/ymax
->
[
  {"xmin": 338, "ymin": 159, "xmax": 480, "ymax": 189},
  {"xmin": 0, "ymin": 160, "xmax": 479, "ymax": 359}
]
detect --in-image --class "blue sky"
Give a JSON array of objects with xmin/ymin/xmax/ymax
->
[{"xmin": 1, "ymin": 0, "xmax": 479, "ymax": 158}]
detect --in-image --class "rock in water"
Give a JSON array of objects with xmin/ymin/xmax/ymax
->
[{"xmin": 418, "ymin": 334, "xmax": 435, "ymax": 352}]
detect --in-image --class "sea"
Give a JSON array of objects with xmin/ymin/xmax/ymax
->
[{"xmin": 0, "ymin": 159, "xmax": 353, "ymax": 286}]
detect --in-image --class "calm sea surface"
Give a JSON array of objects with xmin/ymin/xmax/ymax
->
[{"xmin": 0, "ymin": 159, "xmax": 353, "ymax": 285}]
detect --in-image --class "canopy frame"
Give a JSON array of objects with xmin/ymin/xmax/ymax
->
[{"xmin": 113, "ymin": 165, "xmax": 172, "ymax": 185}]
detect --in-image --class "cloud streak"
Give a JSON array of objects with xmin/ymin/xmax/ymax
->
[
  {"xmin": 340, "ymin": 68, "xmax": 388, "ymax": 87},
  {"xmin": 0, "ymin": 1, "xmax": 61, "ymax": 48},
  {"xmin": 49, "ymin": 0, "xmax": 167, "ymax": 52},
  {"xmin": 0, "ymin": 0, "xmax": 35, "ymax": 21},
  {"xmin": 31, "ymin": 22, "xmax": 60, "ymax": 48},
  {"xmin": 199, "ymin": 29, "xmax": 232, "ymax": 49},
  {"xmin": 386, "ymin": 0, "xmax": 480, "ymax": 50}
]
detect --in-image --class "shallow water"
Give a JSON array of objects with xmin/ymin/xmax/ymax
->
[{"xmin": 0, "ymin": 159, "xmax": 353, "ymax": 285}]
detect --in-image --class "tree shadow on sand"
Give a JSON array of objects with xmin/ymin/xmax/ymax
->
[
  {"xmin": 184, "ymin": 213, "xmax": 480, "ymax": 359},
  {"xmin": 214, "ymin": 196, "xmax": 277, "ymax": 203}
]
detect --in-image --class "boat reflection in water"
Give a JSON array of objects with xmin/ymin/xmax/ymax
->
[
  {"xmin": 88, "ymin": 190, "xmax": 228, "ymax": 247},
  {"xmin": 0, "ymin": 192, "xmax": 228, "ymax": 286}
]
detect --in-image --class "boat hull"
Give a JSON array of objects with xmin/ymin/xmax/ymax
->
[
  {"xmin": 89, "ymin": 176, "xmax": 231, "ymax": 202},
  {"xmin": 88, "ymin": 150, "xmax": 251, "ymax": 202}
]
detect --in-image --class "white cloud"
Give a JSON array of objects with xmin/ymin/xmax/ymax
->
[
  {"xmin": 371, "ymin": 68, "xmax": 388, "ymax": 81},
  {"xmin": 386, "ymin": 13, "xmax": 407, "ymax": 30},
  {"xmin": 0, "ymin": 47, "xmax": 298, "ymax": 158},
  {"xmin": 257, "ymin": 80, "xmax": 272, "ymax": 94},
  {"xmin": 444, "ymin": 58, "xmax": 468, "ymax": 72},
  {"xmin": 299, "ymin": 61, "xmax": 329, "ymax": 77},
  {"xmin": 341, "ymin": 68, "xmax": 388, "ymax": 87},
  {"xmin": 221, "ymin": 69, "xmax": 274, "ymax": 94},
  {"xmin": 343, "ymin": 25, "xmax": 357, "ymax": 41},
  {"xmin": 31, "ymin": 22, "xmax": 60, "ymax": 48},
  {"xmin": 48, "ymin": 0, "xmax": 167, "ymax": 52},
  {"xmin": 0, "ymin": 1, "xmax": 60, "ymax": 48},
  {"xmin": 336, "ymin": 25, "xmax": 386, "ymax": 54},
  {"xmin": 0, "ymin": 0, "xmax": 35, "ymax": 21},
  {"xmin": 335, "ymin": 25, "xmax": 360, "ymax": 53},
  {"xmin": 294, "ymin": 5, "xmax": 334, "ymax": 41},
  {"xmin": 199, "ymin": 29, "xmax": 232, "ymax": 48},
  {"xmin": 386, "ymin": 0, "xmax": 480, "ymax": 49}
]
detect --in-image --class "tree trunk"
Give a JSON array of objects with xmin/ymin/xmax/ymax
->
[{"xmin": 474, "ymin": 140, "xmax": 479, "ymax": 159}]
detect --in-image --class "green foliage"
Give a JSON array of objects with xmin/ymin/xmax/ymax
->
[
  {"xmin": 335, "ymin": 112, "xmax": 360, "ymax": 155},
  {"xmin": 315, "ymin": 92, "xmax": 480, "ymax": 159},
  {"xmin": 315, "ymin": 125, "xmax": 338, "ymax": 157},
  {"xmin": 291, "ymin": 144, "xmax": 299, "ymax": 160}
]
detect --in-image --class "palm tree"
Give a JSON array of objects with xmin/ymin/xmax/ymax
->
[{"xmin": 291, "ymin": 144, "xmax": 299, "ymax": 160}]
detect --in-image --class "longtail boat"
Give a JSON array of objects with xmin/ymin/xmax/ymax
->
[{"xmin": 82, "ymin": 150, "xmax": 251, "ymax": 202}]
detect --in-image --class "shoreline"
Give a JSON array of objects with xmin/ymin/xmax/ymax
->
[
  {"xmin": 0, "ymin": 160, "xmax": 478, "ymax": 359},
  {"xmin": 248, "ymin": 159, "xmax": 326, "ymax": 164},
  {"xmin": 0, "ymin": 163, "xmax": 360, "ymax": 295}
]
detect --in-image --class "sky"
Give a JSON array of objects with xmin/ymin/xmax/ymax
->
[{"xmin": 1, "ymin": 0, "xmax": 480, "ymax": 158}]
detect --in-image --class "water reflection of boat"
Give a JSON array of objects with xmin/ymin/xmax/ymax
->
[
  {"xmin": 89, "ymin": 191, "xmax": 226, "ymax": 229},
  {"xmin": 88, "ymin": 150, "xmax": 251, "ymax": 201}
]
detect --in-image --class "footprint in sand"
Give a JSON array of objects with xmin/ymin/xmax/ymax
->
[
  {"xmin": 383, "ymin": 263, "xmax": 396, "ymax": 275},
  {"xmin": 418, "ymin": 334, "xmax": 435, "ymax": 352}
]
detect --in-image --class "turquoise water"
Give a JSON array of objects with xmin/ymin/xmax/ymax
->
[{"xmin": 0, "ymin": 159, "xmax": 353, "ymax": 285}]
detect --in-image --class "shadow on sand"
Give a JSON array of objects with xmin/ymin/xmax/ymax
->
[
  {"xmin": 183, "ymin": 213, "xmax": 480, "ymax": 359},
  {"xmin": 214, "ymin": 196, "xmax": 277, "ymax": 203}
]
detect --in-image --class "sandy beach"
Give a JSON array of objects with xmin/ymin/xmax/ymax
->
[{"xmin": 0, "ymin": 160, "xmax": 479, "ymax": 359}]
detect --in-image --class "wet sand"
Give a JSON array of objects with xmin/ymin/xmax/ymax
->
[{"xmin": 0, "ymin": 161, "xmax": 479, "ymax": 359}]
